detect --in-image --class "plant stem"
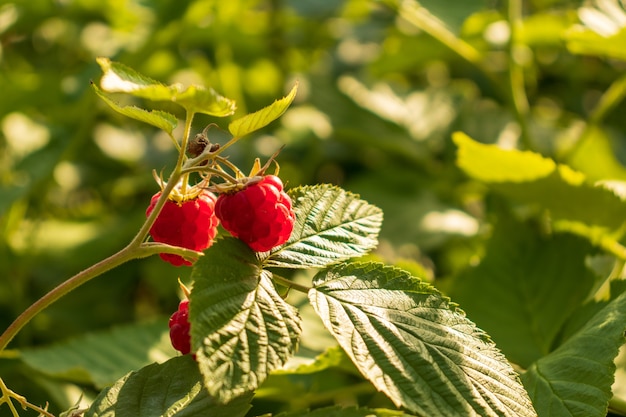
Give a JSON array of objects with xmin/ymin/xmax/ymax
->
[
  {"xmin": 0, "ymin": 243, "xmax": 201, "ymax": 352},
  {"xmin": 506, "ymin": 0, "xmax": 532, "ymax": 150},
  {"xmin": 272, "ymin": 273, "xmax": 312, "ymax": 294}
]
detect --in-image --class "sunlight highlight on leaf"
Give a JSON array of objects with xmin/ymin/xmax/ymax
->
[{"xmin": 265, "ymin": 184, "xmax": 383, "ymax": 269}]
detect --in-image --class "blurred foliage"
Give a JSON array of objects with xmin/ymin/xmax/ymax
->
[{"xmin": 3, "ymin": 0, "xmax": 626, "ymax": 414}]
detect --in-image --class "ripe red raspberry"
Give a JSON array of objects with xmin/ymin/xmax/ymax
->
[
  {"xmin": 146, "ymin": 190, "xmax": 219, "ymax": 266},
  {"xmin": 169, "ymin": 300, "xmax": 191, "ymax": 355},
  {"xmin": 215, "ymin": 175, "xmax": 295, "ymax": 252}
]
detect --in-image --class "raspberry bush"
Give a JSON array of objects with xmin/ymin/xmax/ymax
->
[{"xmin": 4, "ymin": 28, "xmax": 626, "ymax": 416}]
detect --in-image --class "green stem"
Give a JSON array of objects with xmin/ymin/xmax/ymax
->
[
  {"xmin": 506, "ymin": 0, "xmax": 532, "ymax": 150},
  {"xmin": 272, "ymin": 273, "xmax": 312, "ymax": 294},
  {"xmin": 0, "ymin": 243, "xmax": 201, "ymax": 352},
  {"xmin": 589, "ymin": 72, "xmax": 626, "ymax": 125}
]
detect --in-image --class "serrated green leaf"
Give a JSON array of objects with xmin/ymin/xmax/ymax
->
[
  {"xmin": 97, "ymin": 57, "xmax": 236, "ymax": 117},
  {"xmin": 276, "ymin": 405, "xmax": 415, "ymax": 417},
  {"xmin": 190, "ymin": 238, "xmax": 302, "ymax": 403},
  {"xmin": 309, "ymin": 262, "xmax": 536, "ymax": 417},
  {"xmin": 264, "ymin": 185, "xmax": 383, "ymax": 269},
  {"xmin": 21, "ymin": 320, "xmax": 175, "ymax": 388},
  {"xmin": 92, "ymin": 83, "xmax": 178, "ymax": 134},
  {"xmin": 84, "ymin": 356, "xmax": 253, "ymax": 417},
  {"xmin": 97, "ymin": 57, "xmax": 177, "ymax": 100},
  {"xmin": 448, "ymin": 214, "xmax": 597, "ymax": 368},
  {"xmin": 566, "ymin": 124, "xmax": 626, "ymax": 182},
  {"xmin": 173, "ymin": 84, "xmax": 237, "ymax": 117},
  {"xmin": 453, "ymin": 132, "xmax": 626, "ymax": 239},
  {"xmin": 228, "ymin": 83, "xmax": 298, "ymax": 138},
  {"xmin": 521, "ymin": 289, "xmax": 626, "ymax": 417}
]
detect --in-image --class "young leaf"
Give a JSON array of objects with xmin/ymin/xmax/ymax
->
[
  {"xmin": 309, "ymin": 262, "xmax": 537, "ymax": 417},
  {"xmin": 453, "ymin": 132, "xmax": 626, "ymax": 239},
  {"xmin": 190, "ymin": 238, "xmax": 302, "ymax": 404},
  {"xmin": 228, "ymin": 82, "xmax": 298, "ymax": 138},
  {"xmin": 447, "ymin": 215, "xmax": 597, "ymax": 368},
  {"xmin": 20, "ymin": 320, "xmax": 174, "ymax": 388},
  {"xmin": 97, "ymin": 57, "xmax": 236, "ymax": 117},
  {"xmin": 83, "ymin": 356, "xmax": 253, "ymax": 417},
  {"xmin": 264, "ymin": 185, "xmax": 383, "ymax": 269},
  {"xmin": 96, "ymin": 57, "xmax": 177, "ymax": 101},
  {"xmin": 521, "ymin": 289, "xmax": 626, "ymax": 417},
  {"xmin": 92, "ymin": 83, "xmax": 178, "ymax": 134},
  {"xmin": 174, "ymin": 84, "xmax": 237, "ymax": 117}
]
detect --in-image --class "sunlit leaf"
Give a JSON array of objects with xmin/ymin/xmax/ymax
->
[
  {"xmin": 264, "ymin": 185, "xmax": 383, "ymax": 269},
  {"xmin": 97, "ymin": 57, "xmax": 177, "ymax": 100},
  {"xmin": 21, "ymin": 320, "xmax": 174, "ymax": 388},
  {"xmin": 174, "ymin": 84, "xmax": 237, "ymax": 117},
  {"xmin": 309, "ymin": 262, "xmax": 536, "ymax": 417},
  {"xmin": 190, "ymin": 238, "xmax": 301, "ymax": 403},
  {"xmin": 228, "ymin": 82, "xmax": 298, "ymax": 138},
  {"xmin": 521, "ymin": 290, "xmax": 626, "ymax": 417},
  {"xmin": 84, "ymin": 356, "xmax": 253, "ymax": 417},
  {"xmin": 97, "ymin": 57, "xmax": 236, "ymax": 117},
  {"xmin": 565, "ymin": 27, "xmax": 626, "ymax": 61},
  {"xmin": 92, "ymin": 83, "xmax": 177, "ymax": 134},
  {"xmin": 453, "ymin": 132, "xmax": 626, "ymax": 239}
]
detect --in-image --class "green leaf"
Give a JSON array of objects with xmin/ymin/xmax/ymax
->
[
  {"xmin": 97, "ymin": 57, "xmax": 178, "ymax": 101},
  {"xmin": 97, "ymin": 57, "xmax": 236, "ymax": 117},
  {"xmin": 84, "ymin": 356, "xmax": 253, "ymax": 417},
  {"xmin": 265, "ymin": 185, "xmax": 383, "ymax": 269},
  {"xmin": 228, "ymin": 82, "xmax": 298, "ymax": 138},
  {"xmin": 92, "ymin": 83, "xmax": 178, "ymax": 134},
  {"xmin": 565, "ymin": 26, "xmax": 626, "ymax": 61},
  {"xmin": 309, "ymin": 262, "xmax": 536, "ymax": 417},
  {"xmin": 273, "ymin": 345, "xmax": 357, "ymax": 375},
  {"xmin": 521, "ymin": 290, "xmax": 626, "ymax": 417},
  {"xmin": 190, "ymin": 238, "xmax": 302, "ymax": 403},
  {"xmin": 275, "ymin": 405, "xmax": 415, "ymax": 417},
  {"xmin": 447, "ymin": 214, "xmax": 597, "ymax": 367},
  {"xmin": 565, "ymin": 124, "xmax": 626, "ymax": 182},
  {"xmin": 173, "ymin": 84, "xmax": 237, "ymax": 117},
  {"xmin": 20, "ymin": 320, "xmax": 175, "ymax": 388},
  {"xmin": 453, "ymin": 132, "xmax": 626, "ymax": 239}
]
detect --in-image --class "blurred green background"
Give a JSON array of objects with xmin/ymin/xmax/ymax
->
[{"xmin": 2, "ymin": 0, "xmax": 626, "ymax": 414}]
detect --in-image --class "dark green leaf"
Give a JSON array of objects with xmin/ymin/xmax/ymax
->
[
  {"xmin": 84, "ymin": 356, "xmax": 253, "ymax": 417},
  {"xmin": 521, "ymin": 290, "xmax": 626, "ymax": 417},
  {"xmin": 447, "ymin": 215, "xmax": 597, "ymax": 367},
  {"xmin": 21, "ymin": 320, "xmax": 174, "ymax": 388},
  {"xmin": 228, "ymin": 83, "xmax": 298, "ymax": 138},
  {"xmin": 265, "ymin": 185, "xmax": 383, "ymax": 269},
  {"xmin": 190, "ymin": 238, "xmax": 302, "ymax": 403},
  {"xmin": 309, "ymin": 262, "xmax": 536, "ymax": 417}
]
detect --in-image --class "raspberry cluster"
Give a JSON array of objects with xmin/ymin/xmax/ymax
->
[
  {"xmin": 146, "ymin": 190, "xmax": 219, "ymax": 266},
  {"xmin": 169, "ymin": 299, "xmax": 191, "ymax": 355},
  {"xmin": 215, "ymin": 175, "xmax": 295, "ymax": 252}
]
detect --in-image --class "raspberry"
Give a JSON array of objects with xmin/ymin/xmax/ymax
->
[
  {"xmin": 215, "ymin": 175, "xmax": 295, "ymax": 252},
  {"xmin": 169, "ymin": 300, "xmax": 191, "ymax": 355},
  {"xmin": 146, "ymin": 190, "xmax": 219, "ymax": 266}
]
